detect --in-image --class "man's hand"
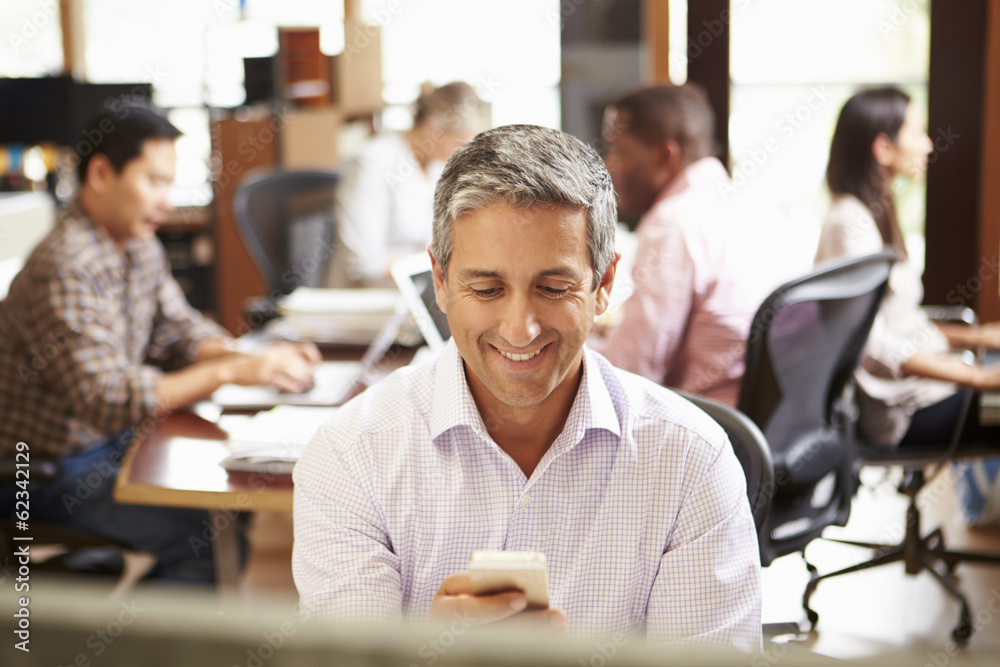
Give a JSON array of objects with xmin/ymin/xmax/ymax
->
[
  {"xmin": 971, "ymin": 363, "xmax": 1000, "ymax": 392},
  {"xmin": 428, "ymin": 573, "xmax": 566, "ymax": 632},
  {"xmin": 157, "ymin": 341, "xmax": 320, "ymax": 411},
  {"xmin": 226, "ymin": 341, "xmax": 321, "ymax": 393},
  {"xmin": 977, "ymin": 322, "xmax": 1000, "ymax": 349}
]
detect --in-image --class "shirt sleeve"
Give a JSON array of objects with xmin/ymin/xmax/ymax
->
[
  {"xmin": 646, "ymin": 441, "xmax": 763, "ymax": 652},
  {"xmin": 27, "ymin": 266, "xmax": 163, "ymax": 436},
  {"xmin": 333, "ymin": 147, "xmax": 396, "ymax": 286},
  {"xmin": 292, "ymin": 424, "xmax": 404, "ymax": 622},
  {"xmin": 594, "ymin": 220, "xmax": 694, "ymax": 384},
  {"xmin": 146, "ymin": 256, "xmax": 229, "ymax": 369}
]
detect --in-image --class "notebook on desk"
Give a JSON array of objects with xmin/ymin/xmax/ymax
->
[
  {"xmin": 218, "ymin": 405, "xmax": 338, "ymax": 473},
  {"xmin": 211, "ymin": 302, "xmax": 410, "ymax": 411}
]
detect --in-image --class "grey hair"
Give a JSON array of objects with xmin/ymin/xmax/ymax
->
[{"xmin": 430, "ymin": 124, "xmax": 617, "ymax": 288}]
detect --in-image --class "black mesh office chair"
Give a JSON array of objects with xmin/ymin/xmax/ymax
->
[
  {"xmin": 233, "ymin": 169, "xmax": 339, "ymax": 316},
  {"xmin": 738, "ymin": 250, "xmax": 895, "ymax": 565},
  {"xmin": 680, "ymin": 392, "xmax": 773, "ymax": 535},
  {"xmin": 736, "ymin": 250, "xmax": 895, "ymax": 632}
]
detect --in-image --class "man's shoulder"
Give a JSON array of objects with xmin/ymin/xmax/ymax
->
[
  {"xmin": 18, "ymin": 217, "xmax": 99, "ymax": 283},
  {"xmin": 591, "ymin": 352, "xmax": 728, "ymax": 454},
  {"xmin": 640, "ymin": 185, "xmax": 729, "ymax": 244}
]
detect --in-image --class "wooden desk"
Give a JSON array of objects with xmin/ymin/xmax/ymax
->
[
  {"xmin": 116, "ymin": 411, "xmax": 294, "ymax": 513},
  {"xmin": 115, "ymin": 410, "xmax": 295, "ymax": 591},
  {"xmin": 114, "ymin": 344, "xmax": 415, "ymax": 590}
]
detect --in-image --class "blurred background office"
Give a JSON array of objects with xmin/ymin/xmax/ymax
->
[
  {"xmin": 3, "ymin": 0, "xmax": 996, "ymax": 331},
  {"xmin": 2, "ymin": 0, "xmax": 1000, "ymax": 661}
]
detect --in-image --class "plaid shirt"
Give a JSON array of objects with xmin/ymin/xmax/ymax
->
[
  {"xmin": 0, "ymin": 202, "xmax": 227, "ymax": 457},
  {"xmin": 293, "ymin": 341, "xmax": 762, "ymax": 651}
]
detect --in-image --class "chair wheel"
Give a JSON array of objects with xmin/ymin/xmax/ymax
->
[{"xmin": 952, "ymin": 621, "xmax": 972, "ymax": 648}]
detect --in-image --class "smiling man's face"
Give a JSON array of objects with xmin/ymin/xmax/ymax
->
[{"xmin": 431, "ymin": 202, "xmax": 616, "ymax": 417}]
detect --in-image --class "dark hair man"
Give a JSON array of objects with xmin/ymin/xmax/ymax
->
[
  {"xmin": 591, "ymin": 84, "xmax": 810, "ymax": 406},
  {"xmin": 0, "ymin": 105, "xmax": 320, "ymax": 583}
]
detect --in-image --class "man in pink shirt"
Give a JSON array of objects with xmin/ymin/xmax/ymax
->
[{"xmin": 592, "ymin": 84, "xmax": 810, "ymax": 406}]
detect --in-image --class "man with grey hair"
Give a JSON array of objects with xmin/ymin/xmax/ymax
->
[{"xmin": 294, "ymin": 125, "xmax": 761, "ymax": 651}]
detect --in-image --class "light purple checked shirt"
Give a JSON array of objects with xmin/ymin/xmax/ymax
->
[{"xmin": 293, "ymin": 341, "xmax": 762, "ymax": 652}]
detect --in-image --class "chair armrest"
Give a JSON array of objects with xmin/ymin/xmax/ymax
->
[{"xmin": 923, "ymin": 305, "xmax": 977, "ymax": 326}]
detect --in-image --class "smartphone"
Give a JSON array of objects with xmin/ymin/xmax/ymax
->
[{"xmin": 468, "ymin": 550, "xmax": 550, "ymax": 609}]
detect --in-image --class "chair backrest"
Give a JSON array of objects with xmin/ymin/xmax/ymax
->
[
  {"xmin": 233, "ymin": 169, "xmax": 340, "ymax": 295},
  {"xmin": 681, "ymin": 393, "xmax": 774, "ymax": 535},
  {"xmin": 737, "ymin": 250, "xmax": 895, "ymax": 566}
]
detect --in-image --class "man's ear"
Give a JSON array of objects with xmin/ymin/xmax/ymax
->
[
  {"xmin": 85, "ymin": 154, "xmax": 116, "ymax": 195},
  {"xmin": 872, "ymin": 132, "xmax": 895, "ymax": 167},
  {"xmin": 594, "ymin": 251, "xmax": 620, "ymax": 317},
  {"xmin": 429, "ymin": 248, "xmax": 447, "ymax": 314},
  {"xmin": 653, "ymin": 139, "xmax": 687, "ymax": 184},
  {"xmin": 653, "ymin": 139, "xmax": 682, "ymax": 167}
]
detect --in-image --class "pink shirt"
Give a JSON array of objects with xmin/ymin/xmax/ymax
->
[{"xmin": 594, "ymin": 158, "xmax": 812, "ymax": 406}]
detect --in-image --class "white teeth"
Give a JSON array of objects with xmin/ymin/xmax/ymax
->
[{"xmin": 499, "ymin": 348, "xmax": 541, "ymax": 362}]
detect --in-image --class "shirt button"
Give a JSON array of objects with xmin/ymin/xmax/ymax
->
[{"xmin": 520, "ymin": 495, "xmax": 531, "ymax": 508}]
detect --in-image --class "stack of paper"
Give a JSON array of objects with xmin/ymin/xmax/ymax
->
[
  {"xmin": 277, "ymin": 287, "xmax": 403, "ymax": 344},
  {"xmin": 220, "ymin": 405, "xmax": 338, "ymax": 474}
]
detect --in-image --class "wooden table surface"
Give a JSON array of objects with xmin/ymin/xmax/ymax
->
[
  {"xmin": 114, "ymin": 343, "xmax": 416, "ymax": 514},
  {"xmin": 115, "ymin": 410, "xmax": 296, "ymax": 513}
]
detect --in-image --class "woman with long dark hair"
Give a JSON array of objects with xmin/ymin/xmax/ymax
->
[{"xmin": 817, "ymin": 87, "xmax": 1000, "ymax": 448}]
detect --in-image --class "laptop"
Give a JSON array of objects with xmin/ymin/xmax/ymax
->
[
  {"xmin": 391, "ymin": 252, "xmax": 451, "ymax": 352},
  {"xmin": 211, "ymin": 301, "xmax": 411, "ymax": 410}
]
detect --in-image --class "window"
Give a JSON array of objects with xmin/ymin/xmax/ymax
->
[
  {"xmin": 370, "ymin": 0, "xmax": 561, "ymax": 131},
  {"xmin": 3, "ymin": 1, "xmax": 563, "ymax": 205},
  {"xmin": 0, "ymin": 3, "xmax": 63, "ymax": 77},
  {"xmin": 728, "ymin": 0, "xmax": 930, "ymax": 262}
]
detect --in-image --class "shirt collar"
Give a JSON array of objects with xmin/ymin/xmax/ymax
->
[
  {"xmin": 65, "ymin": 198, "xmax": 147, "ymax": 260},
  {"xmin": 654, "ymin": 156, "xmax": 731, "ymax": 204},
  {"xmin": 429, "ymin": 340, "xmax": 622, "ymax": 447},
  {"xmin": 558, "ymin": 346, "xmax": 622, "ymax": 447},
  {"xmin": 429, "ymin": 340, "xmax": 491, "ymax": 442}
]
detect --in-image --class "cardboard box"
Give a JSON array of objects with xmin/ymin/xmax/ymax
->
[
  {"xmin": 280, "ymin": 107, "xmax": 341, "ymax": 169},
  {"xmin": 330, "ymin": 20, "xmax": 384, "ymax": 116}
]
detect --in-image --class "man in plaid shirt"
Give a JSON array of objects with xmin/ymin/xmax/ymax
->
[{"xmin": 0, "ymin": 106, "xmax": 319, "ymax": 583}]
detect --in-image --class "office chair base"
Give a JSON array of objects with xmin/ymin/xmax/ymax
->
[
  {"xmin": 802, "ymin": 524, "xmax": 1000, "ymax": 648},
  {"xmin": 762, "ymin": 621, "xmax": 806, "ymax": 637}
]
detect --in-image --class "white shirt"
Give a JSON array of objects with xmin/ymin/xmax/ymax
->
[
  {"xmin": 815, "ymin": 194, "xmax": 955, "ymax": 445},
  {"xmin": 326, "ymin": 132, "xmax": 444, "ymax": 287},
  {"xmin": 293, "ymin": 340, "xmax": 762, "ymax": 651}
]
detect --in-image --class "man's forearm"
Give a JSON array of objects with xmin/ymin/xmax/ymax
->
[
  {"xmin": 192, "ymin": 337, "xmax": 239, "ymax": 362},
  {"xmin": 156, "ymin": 356, "xmax": 240, "ymax": 412}
]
